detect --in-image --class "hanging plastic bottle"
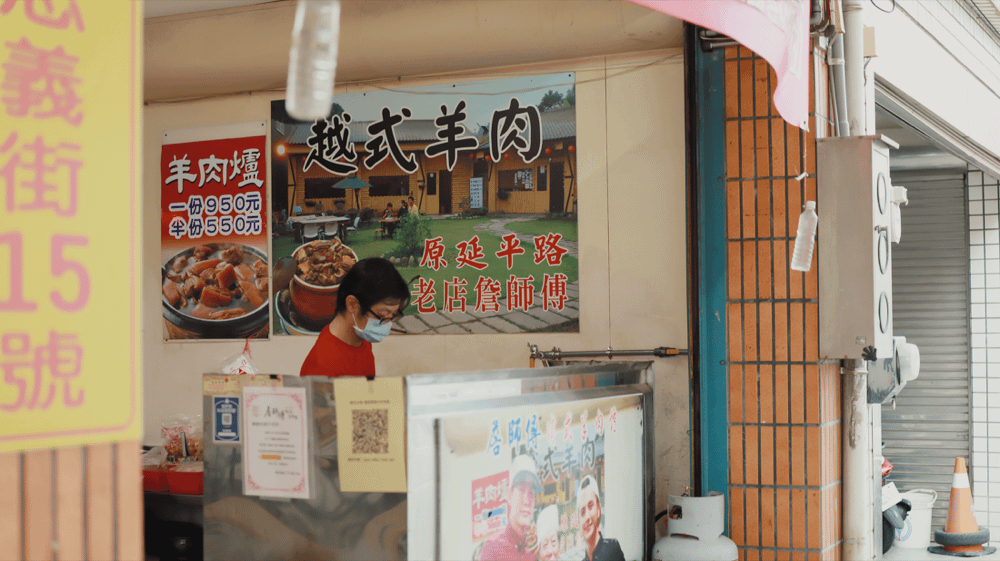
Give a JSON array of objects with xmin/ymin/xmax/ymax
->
[
  {"xmin": 790, "ymin": 201, "xmax": 818, "ymax": 272},
  {"xmin": 285, "ymin": 0, "xmax": 341, "ymax": 121}
]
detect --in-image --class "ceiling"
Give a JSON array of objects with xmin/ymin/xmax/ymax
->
[
  {"xmin": 144, "ymin": 0, "xmax": 684, "ymax": 102},
  {"xmin": 875, "ymin": 109, "xmax": 968, "ymax": 172},
  {"xmin": 141, "ymin": 1, "xmax": 970, "ymax": 176},
  {"xmin": 144, "ymin": 0, "xmax": 279, "ymax": 19}
]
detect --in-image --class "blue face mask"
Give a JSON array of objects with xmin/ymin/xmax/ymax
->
[{"xmin": 354, "ymin": 315, "xmax": 393, "ymax": 343}]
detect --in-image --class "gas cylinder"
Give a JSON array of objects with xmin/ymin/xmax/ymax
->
[{"xmin": 652, "ymin": 493, "xmax": 738, "ymax": 561}]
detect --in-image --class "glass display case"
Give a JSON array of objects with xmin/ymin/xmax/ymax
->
[{"xmin": 201, "ymin": 361, "xmax": 654, "ymax": 561}]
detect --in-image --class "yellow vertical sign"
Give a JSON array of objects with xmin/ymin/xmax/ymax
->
[{"xmin": 0, "ymin": 1, "xmax": 142, "ymax": 452}]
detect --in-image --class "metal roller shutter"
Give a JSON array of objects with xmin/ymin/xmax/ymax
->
[{"xmin": 882, "ymin": 171, "xmax": 969, "ymax": 533}]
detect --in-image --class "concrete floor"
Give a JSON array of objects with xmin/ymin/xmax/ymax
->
[{"xmin": 884, "ymin": 544, "xmax": 1000, "ymax": 560}]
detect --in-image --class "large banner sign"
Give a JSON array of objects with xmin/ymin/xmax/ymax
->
[
  {"xmin": 438, "ymin": 395, "xmax": 645, "ymax": 561},
  {"xmin": 161, "ymin": 121, "xmax": 269, "ymax": 340},
  {"xmin": 270, "ymin": 74, "xmax": 580, "ymax": 336},
  {"xmin": 0, "ymin": 2, "xmax": 142, "ymax": 451}
]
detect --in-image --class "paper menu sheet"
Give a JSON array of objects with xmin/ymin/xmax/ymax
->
[
  {"xmin": 334, "ymin": 377, "xmax": 406, "ymax": 493},
  {"xmin": 242, "ymin": 386, "xmax": 310, "ymax": 499}
]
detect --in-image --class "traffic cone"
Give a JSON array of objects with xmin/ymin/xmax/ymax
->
[{"xmin": 929, "ymin": 457, "xmax": 996, "ymax": 556}]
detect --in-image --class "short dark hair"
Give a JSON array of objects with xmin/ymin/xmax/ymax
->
[{"xmin": 335, "ymin": 257, "xmax": 410, "ymax": 316}]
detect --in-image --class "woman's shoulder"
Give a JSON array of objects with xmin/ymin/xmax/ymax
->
[{"xmin": 300, "ymin": 329, "xmax": 374, "ymax": 377}]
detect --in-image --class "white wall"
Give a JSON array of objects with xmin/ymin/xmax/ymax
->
[
  {"xmin": 968, "ymin": 168, "xmax": 1000, "ymax": 537},
  {"xmin": 143, "ymin": 4, "xmax": 691, "ymax": 507},
  {"xmin": 869, "ymin": 1, "xmax": 1000, "ymax": 169}
]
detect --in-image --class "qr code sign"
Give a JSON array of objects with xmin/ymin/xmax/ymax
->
[{"xmin": 352, "ymin": 409, "xmax": 389, "ymax": 454}]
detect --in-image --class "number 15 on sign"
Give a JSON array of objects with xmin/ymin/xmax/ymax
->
[{"xmin": 1, "ymin": 232, "xmax": 90, "ymax": 312}]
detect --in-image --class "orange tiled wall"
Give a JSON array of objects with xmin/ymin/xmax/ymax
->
[{"xmin": 723, "ymin": 45, "xmax": 842, "ymax": 560}]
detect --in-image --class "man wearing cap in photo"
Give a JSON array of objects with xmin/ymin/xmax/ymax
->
[
  {"xmin": 577, "ymin": 475, "xmax": 625, "ymax": 561},
  {"xmin": 537, "ymin": 505, "xmax": 560, "ymax": 561},
  {"xmin": 481, "ymin": 455, "xmax": 542, "ymax": 561}
]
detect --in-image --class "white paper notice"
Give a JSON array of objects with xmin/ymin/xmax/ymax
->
[
  {"xmin": 469, "ymin": 177, "xmax": 483, "ymax": 209},
  {"xmin": 242, "ymin": 386, "xmax": 310, "ymax": 499},
  {"xmin": 881, "ymin": 481, "xmax": 902, "ymax": 512}
]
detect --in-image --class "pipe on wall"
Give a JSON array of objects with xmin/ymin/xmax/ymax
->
[
  {"xmin": 843, "ymin": 0, "xmax": 866, "ymax": 136},
  {"xmin": 829, "ymin": 34, "xmax": 850, "ymax": 137},
  {"xmin": 843, "ymin": 359, "xmax": 875, "ymax": 560},
  {"xmin": 840, "ymin": 3, "xmax": 877, "ymax": 557}
]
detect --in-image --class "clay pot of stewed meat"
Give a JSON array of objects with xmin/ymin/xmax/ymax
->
[
  {"xmin": 161, "ymin": 243, "xmax": 270, "ymax": 339},
  {"xmin": 288, "ymin": 239, "xmax": 358, "ymax": 324}
]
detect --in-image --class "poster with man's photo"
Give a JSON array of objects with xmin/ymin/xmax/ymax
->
[
  {"xmin": 436, "ymin": 394, "xmax": 644, "ymax": 561},
  {"xmin": 269, "ymin": 74, "xmax": 580, "ymax": 336}
]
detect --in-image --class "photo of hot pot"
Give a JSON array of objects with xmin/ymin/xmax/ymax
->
[
  {"xmin": 273, "ymin": 239, "xmax": 358, "ymax": 335},
  {"xmin": 161, "ymin": 243, "xmax": 270, "ymax": 339}
]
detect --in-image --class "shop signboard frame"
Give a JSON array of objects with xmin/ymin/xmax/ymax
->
[{"xmin": 406, "ymin": 362, "xmax": 655, "ymax": 561}]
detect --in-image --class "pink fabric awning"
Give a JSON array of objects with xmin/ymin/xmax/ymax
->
[{"xmin": 629, "ymin": 0, "xmax": 811, "ymax": 130}]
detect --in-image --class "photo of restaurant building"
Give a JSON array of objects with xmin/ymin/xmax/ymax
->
[{"xmin": 274, "ymin": 103, "xmax": 577, "ymax": 217}]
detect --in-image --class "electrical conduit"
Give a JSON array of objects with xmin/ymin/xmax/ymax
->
[{"xmin": 843, "ymin": 359, "xmax": 874, "ymax": 560}]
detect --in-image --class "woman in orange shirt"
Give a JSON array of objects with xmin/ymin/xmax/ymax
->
[{"xmin": 300, "ymin": 257, "xmax": 409, "ymax": 378}]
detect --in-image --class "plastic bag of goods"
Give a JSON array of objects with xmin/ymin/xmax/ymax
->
[{"xmin": 161, "ymin": 413, "xmax": 201, "ymax": 460}]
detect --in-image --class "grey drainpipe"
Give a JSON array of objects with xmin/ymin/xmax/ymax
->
[
  {"xmin": 841, "ymin": 0, "xmax": 874, "ymax": 558},
  {"xmin": 843, "ymin": 359, "xmax": 875, "ymax": 559},
  {"xmin": 844, "ymin": 0, "xmax": 867, "ymax": 136},
  {"xmin": 830, "ymin": 34, "xmax": 850, "ymax": 137}
]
